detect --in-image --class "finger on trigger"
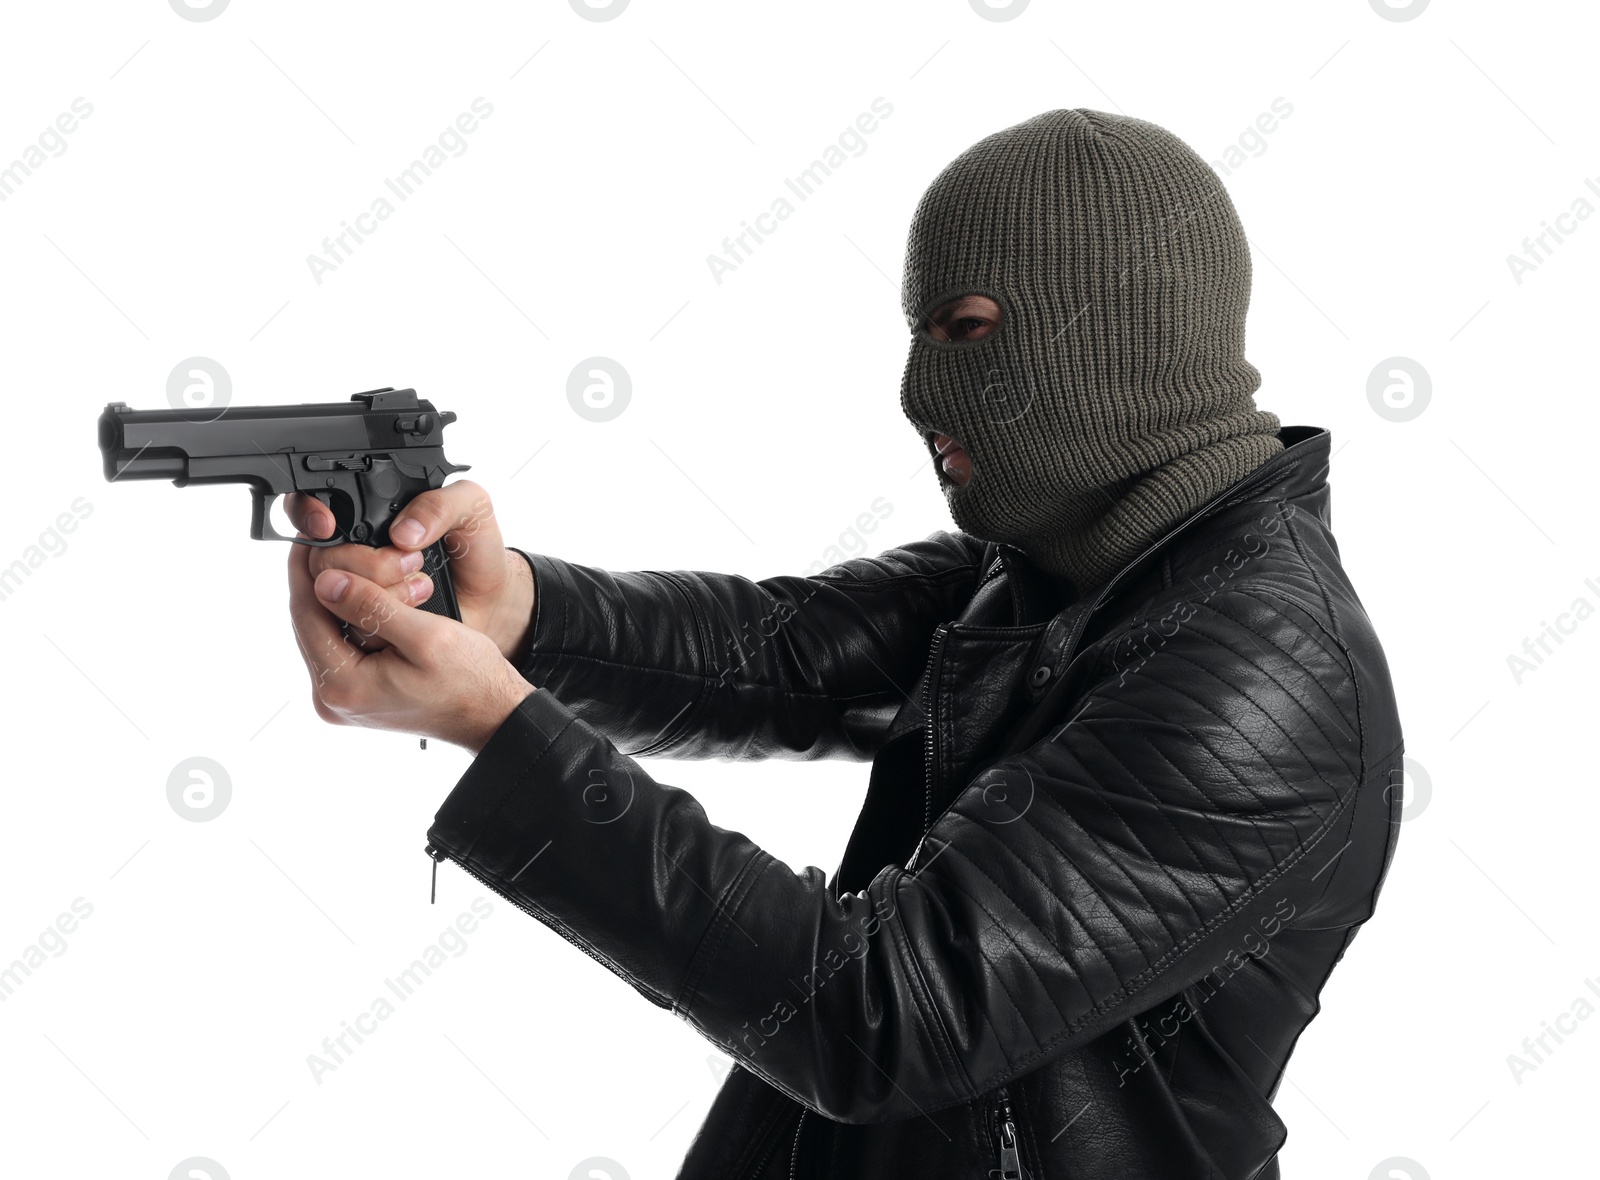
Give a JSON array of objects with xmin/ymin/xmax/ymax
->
[{"xmin": 285, "ymin": 492, "xmax": 335, "ymax": 540}]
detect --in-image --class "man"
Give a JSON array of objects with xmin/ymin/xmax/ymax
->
[{"xmin": 287, "ymin": 109, "xmax": 1404, "ymax": 1178}]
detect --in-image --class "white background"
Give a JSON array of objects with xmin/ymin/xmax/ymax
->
[{"xmin": 1, "ymin": 1, "xmax": 1595, "ymax": 1177}]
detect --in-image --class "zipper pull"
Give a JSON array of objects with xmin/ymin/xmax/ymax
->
[
  {"xmin": 424, "ymin": 843, "xmax": 444, "ymax": 904},
  {"xmin": 996, "ymin": 1120, "xmax": 1021, "ymax": 1180},
  {"xmin": 995, "ymin": 1090, "xmax": 1022, "ymax": 1180}
]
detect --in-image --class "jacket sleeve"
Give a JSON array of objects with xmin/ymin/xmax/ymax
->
[
  {"xmin": 506, "ymin": 531, "xmax": 990, "ymax": 762},
  {"xmin": 425, "ymin": 587, "xmax": 1377, "ymax": 1123}
]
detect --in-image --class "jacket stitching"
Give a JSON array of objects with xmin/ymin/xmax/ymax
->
[
  {"xmin": 1277, "ymin": 499, "xmax": 1369, "ymax": 783},
  {"xmin": 924, "ymin": 853, "xmax": 1065, "ymax": 1055},
  {"xmin": 1076, "ymin": 723, "xmax": 1232, "ymax": 925},
  {"xmin": 1018, "ymin": 1087, "xmax": 1047, "ymax": 1180},
  {"xmin": 930, "ymin": 667, "xmax": 1225, "ymax": 966},
  {"xmin": 901, "ymin": 590, "xmax": 1368, "ymax": 1090},
  {"xmin": 1237, "ymin": 746, "xmax": 1396, "ymax": 1120},
  {"xmin": 1356, "ymin": 743, "xmax": 1407, "ymax": 917},
  {"xmin": 647, "ymin": 571, "xmax": 714, "ymax": 756},
  {"xmin": 1245, "ymin": 583, "xmax": 1371, "ymax": 780},
  {"xmin": 1140, "ymin": 650, "xmax": 1340, "ymax": 815},
  {"xmin": 1108, "ymin": 697, "xmax": 1284, "ymax": 868},
  {"xmin": 1191, "ymin": 591, "xmax": 1358, "ymax": 747},
  {"xmin": 524, "ymin": 650, "xmax": 907, "ymax": 705},
  {"xmin": 889, "ymin": 857, "xmax": 1062, "ymax": 1100},
  {"xmin": 944, "ymin": 802, "xmax": 1154, "ymax": 980},
  {"xmin": 676, "ymin": 849, "xmax": 773, "ymax": 1014},
  {"xmin": 451, "ymin": 714, "xmax": 679, "ymax": 1011},
  {"xmin": 812, "ymin": 565, "xmax": 983, "ymax": 592},
  {"xmin": 1109, "ymin": 709, "xmax": 1271, "ymax": 872},
  {"xmin": 1009, "ymin": 749, "xmax": 1194, "ymax": 954},
  {"xmin": 1227, "ymin": 586, "xmax": 1369, "ymax": 785},
  {"xmin": 882, "ymin": 872, "xmax": 961, "ymax": 1093},
  {"xmin": 728, "ymin": 1090, "xmax": 800, "ymax": 1180},
  {"xmin": 921, "ymin": 842, "xmax": 1080, "ymax": 1043},
  {"xmin": 803, "ymin": 596, "xmax": 937, "ymax": 711},
  {"xmin": 937, "ymin": 593, "xmax": 1354, "ymax": 992},
  {"xmin": 1163, "ymin": 617, "xmax": 1359, "ymax": 784},
  {"xmin": 1063, "ymin": 607, "xmax": 1345, "ymax": 876},
  {"xmin": 885, "ymin": 868, "xmax": 979, "ymax": 1100},
  {"xmin": 1279, "ymin": 505, "xmax": 1342, "ymax": 646},
  {"xmin": 967, "ymin": 779, "xmax": 1362, "ymax": 1091},
  {"xmin": 1312, "ymin": 758, "xmax": 1366, "ymax": 915}
]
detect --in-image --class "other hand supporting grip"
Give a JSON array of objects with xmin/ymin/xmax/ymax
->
[
  {"xmin": 336, "ymin": 539, "xmax": 462, "ymax": 649},
  {"xmin": 251, "ymin": 489, "xmax": 465, "ymax": 627}
]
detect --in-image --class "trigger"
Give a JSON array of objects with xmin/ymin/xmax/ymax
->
[{"xmin": 251, "ymin": 489, "xmax": 345, "ymax": 546}]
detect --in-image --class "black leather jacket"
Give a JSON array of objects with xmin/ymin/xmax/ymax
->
[{"xmin": 426, "ymin": 425, "xmax": 1404, "ymax": 1179}]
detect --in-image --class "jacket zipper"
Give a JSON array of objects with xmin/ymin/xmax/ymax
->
[
  {"xmin": 800, "ymin": 624, "xmax": 951, "ymax": 1167},
  {"xmin": 906, "ymin": 622, "xmax": 950, "ymax": 872},
  {"xmin": 423, "ymin": 843, "xmax": 623, "ymax": 981},
  {"xmin": 992, "ymin": 1084, "xmax": 1023, "ymax": 1179},
  {"xmin": 914, "ymin": 611, "xmax": 1023, "ymax": 1179},
  {"xmin": 739, "ymin": 1111, "xmax": 787, "ymax": 1180},
  {"xmin": 788, "ymin": 1108, "xmax": 806, "ymax": 1179}
]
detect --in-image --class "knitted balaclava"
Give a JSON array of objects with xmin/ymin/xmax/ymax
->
[{"xmin": 900, "ymin": 108, "xmax": 1284, "ymax": 597}]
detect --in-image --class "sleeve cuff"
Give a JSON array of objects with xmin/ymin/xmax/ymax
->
[
  {"xmin": 508, "ymin": 546, "xmax": 579, "ymax": 694},
  {"xmin": 422, "ymin": 681, "xmax": 762, "ymax": 1014},
  {"xmin": 426, "ymin": 686, "xmax": 577, "ymax": 864}
]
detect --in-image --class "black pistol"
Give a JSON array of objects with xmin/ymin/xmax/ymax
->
[{"xmin": 97, "ymin": 387, "xmax": 469, "ymax": 623}]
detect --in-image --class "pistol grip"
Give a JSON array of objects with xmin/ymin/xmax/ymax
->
[
  {"xmin": 416, "ymin": 539, "xmax": 462, "ymax": 622},
  {"xmin": 337, "ymin": 538, "xmax": 461, "ymax": 649}
]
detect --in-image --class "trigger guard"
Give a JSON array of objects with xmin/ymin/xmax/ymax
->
[{"xmin": 252, "ymin": 490, "xmax": 346, "ymax": 547}]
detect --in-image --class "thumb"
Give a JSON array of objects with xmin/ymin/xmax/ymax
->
[
  {"xmin": 388, "ymin": 481, "xmax": 506, "ymax": 595},
  {"xmin": 314, "ymin": 568, "xmax": 438, "ymax": 656}
]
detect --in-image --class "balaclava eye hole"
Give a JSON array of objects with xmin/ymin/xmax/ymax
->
[
  {"xmin": 899, "ymin": 109, "xmax": 1284, "ymax": 597},
  {"xmin": 914, "ymin": 289, "xmax": 1008, "ymax": 346}
]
